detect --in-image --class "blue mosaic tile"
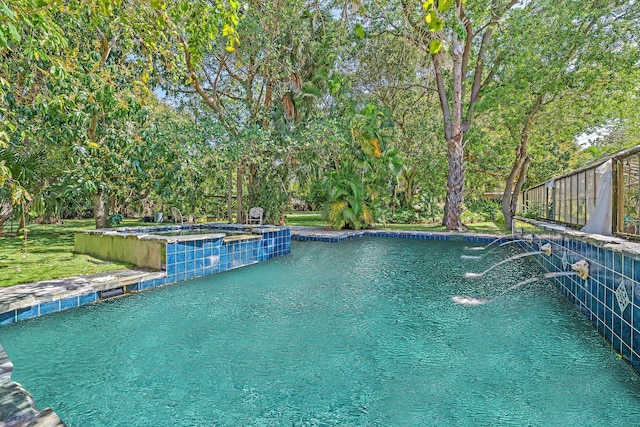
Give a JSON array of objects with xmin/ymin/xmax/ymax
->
[
  {"xmin": 60, "ymin": 296, "xmax": 79, "ymax": 311},
  {"xmin": 176, "ymin": 252, "xmax": 186, "ymax": 263},
  {"xmin": 614, "ymin": 252, "xmax": 623, "ymax": 274},
  {"xmin": 0, "ymin": 311, "xmax": 15, "ymax": 325},
  {"xmin": 612, "ymin": 334, "xmax": 622, "ymax": 354},
  {"xmin": 624, "ymin": 256, "xmax": 634, "ymax": 279},
  {"xmin": 633, "ymin": 304, "xmax": 640, "ymax": 331},
  {"xmin": 17, "ymin": 305, "xmax": 39, "ymax": 321},
  {"xmin": 604, "ymin": 325, "xmax": 613, "ymax": 343},
  {"xmin": 176, "ymin": 272, "xmax": 186, "ymax": 282},
  {"xmin": 175, "ymin": 262, "xmax": 185, "ymax": 274},
  {"xmin": 125, "ymin": 284, "xmax": 139, "ymax": 293},
  {"xmin": 605, "ymin": 301, "xmax": 613, "ymax": 328},
  {"xmin": 186, "ymin": 260, "xmax": 195, "ymax": 272},
  {"xmin": 622, "ymin": 319, "xmax": 632, "ymax": 344},
  {"xmin": 604, "ymin": 250, "xmax": 613, "ymax": 270},
  {"xmin": 79, "ymin": 292, "xmax": 98, "ymax": 306},
  {"xmin": 622, "ymin": 342, "xmax": 632, "ymax": 362},
  {"xmin": 167, "ymin": 253, "xmax": 176, "ymax": 265},
  {"xmin": 39, "ymin": 300, "xmax": 60, "ymax": 315},
  {"xmin": 613, "ymin": 313, "xmax": 622, "ymax": 338},
  {"xmin": 138, "ymin": 280, "xmax": 155, "ymax": 290},
  {"xmin": 633, "ymin": 328, "xmax": 640, "ymax": 358}
]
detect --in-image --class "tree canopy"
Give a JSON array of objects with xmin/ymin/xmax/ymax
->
[{"xmin": 1, "ymin": 0, "xmax": 638, "ymax": 230}]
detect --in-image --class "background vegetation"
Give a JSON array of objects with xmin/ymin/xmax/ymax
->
[{"xmin": 1, "ymin": 0, "xmax": 638, "ymax": 235}]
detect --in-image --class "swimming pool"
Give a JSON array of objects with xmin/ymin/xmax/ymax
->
[{"xmin": 3, "ymin": 239, "xmax": 640, "ymax": 425}]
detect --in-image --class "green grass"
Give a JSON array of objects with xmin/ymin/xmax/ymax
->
[
  {"xmin": 0, "ymin": 219, "xmax": 147, "ymax": 288},
  {"xmin": 284, "ymin": 212, "xmax": 507, "ymax": 234},
  {"xmin": 0, "ymin": 215, "xmax": 507, "ymax": 288},
  {"xmin": 284, "ymin": 211, "xmax": 326, "ymax": 227}
]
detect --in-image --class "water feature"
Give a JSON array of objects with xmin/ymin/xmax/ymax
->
[
  {"xmin": 453, "ymin": 271, "xmax": 581, "ymax": 306},
  {"xmin": 464, "ymin": 249, "xmax": 550, "ymax": 279},
  {"xmin": 2, "ymin": 241, "xmax": 639, "ymax": 425},
  {"xmin": 462, "ymin": 234, "xmax": 511, "ymax": 251}
]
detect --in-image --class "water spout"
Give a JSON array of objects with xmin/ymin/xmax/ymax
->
[
  {"xmin": 571, "ymin": 260, "xmax": 589, "ymax": 279},
  {"xmin": 463, "ymin": 234, "xmax": 512, "ymax": 251},
  {"xmin": 451, "ymin": 296, "xmax": 490, "ymax": 306},
  {"xmin": 453, "ymin": 271, "xmax": 581, "ymax": 306},
  {"xmin": 464, "ymin": 251, "xmax": 548, "ymax": 280},
  {"xmin": 499, "ymin": 238, "xmax": 532, "ymax": 248},
  {"xmin": 460, "ymin": 255, "xmax": 483, "ymax": 260}
]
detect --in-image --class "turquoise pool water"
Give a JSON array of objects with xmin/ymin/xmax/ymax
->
[{"xmin": 2, "ymin": 238, "xmax": 640, "ymax": 426}]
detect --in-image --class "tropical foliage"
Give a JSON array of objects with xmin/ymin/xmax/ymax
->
[{"xmin": 0, "ymin": 0, "xmax": 638, "ymax": 234}]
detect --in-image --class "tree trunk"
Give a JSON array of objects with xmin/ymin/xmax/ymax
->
[
  {"xmin": 227, "ymin": 168, "xmax": 233, "ymax": 223},
  {"xmin": 402, "ymin": 164, "xmax": 418, "ymax": 207},
  {"xmin": 443, "ymin": 133, "xmax": 465, "ymax": 230},
  {"xmin": 93, "ymin": 191, "xmax": 108, "ymax": 229},
  {"xmin": 236, "ymin": 167, "xmax": 243, "ymax": 223},
  {"xmin": 502, "ymin": 148, "xmax": 531, "ymax": 227},
  {"xmin": 502, "ymin": 95, "xmax": 542, "ymax": 226},
  {"xmin": 442, "ymin": 35, "xmax": 465, "ymax": 231}
]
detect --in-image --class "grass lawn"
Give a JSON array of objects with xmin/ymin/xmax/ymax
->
[
  {"xmin": 285, "ymin": 212, "xmax": 507, "ymax": 235},
  {"xmin": 0, "ymin": 215, "xmax": 506, "ymax": 288},
  {"xmin": 0, "ymin": 219, "xmax": 146, "ymax": 288}
]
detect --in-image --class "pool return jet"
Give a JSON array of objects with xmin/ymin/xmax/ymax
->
[
  {"xmin": 461, "ymin": 234, "xmax": 535, "ymax": 260},
  {"xmin": 453, "ymin": 258, "xmax": 590, "ymax": 306},
  {"xmin": 463, "ymin": 243, "xmax": 552, "ymax": 279}
]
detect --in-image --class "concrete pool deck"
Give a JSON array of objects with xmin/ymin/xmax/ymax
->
[{"xmin": 0, "ymin": 269, "xmax": 165, "ymax": 324}]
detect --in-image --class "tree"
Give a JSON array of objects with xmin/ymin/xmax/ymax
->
[{"xmin": 485, "ymin": 0, "xmax": 640, "ymax": 225}]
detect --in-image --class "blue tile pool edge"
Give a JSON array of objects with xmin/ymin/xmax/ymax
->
[
  {"xmin": 1, "ymin": 228, "xmax": 293, "ymax": 328},
  {"xmin": 514, "ymin": 217, "xmax": 640, "ymax": 375},
  {"xmin": 291, "ymin": 229, "xmax": 507, "ymax": 243}
]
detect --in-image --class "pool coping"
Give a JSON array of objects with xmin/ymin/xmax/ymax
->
[
  {"xmin": 0, "ymin": 269, "xmax": 165, "ymax": 324},
  {"xmin": 289, "ymin": 226, "xmax": 507, "ymax": 243}
]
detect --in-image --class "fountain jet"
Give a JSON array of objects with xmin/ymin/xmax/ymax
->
[
  {"xmin": 453, "ymin": 270, "xmax": 584, "ymax": 306},
  {"xmin": 463, "ymin": 234, "xmax": 512, "ymax": 251},
  {"xmin": 464, "ymin": 249, "xmax": 551, "ymax": 280}
]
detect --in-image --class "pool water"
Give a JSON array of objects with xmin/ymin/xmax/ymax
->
[{"xmin": 2, "ymin": 239, "xmax": 640, "ymax": 426}]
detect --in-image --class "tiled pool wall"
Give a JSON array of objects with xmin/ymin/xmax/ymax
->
[
  {"xmin": 143, "ymin": 228, "xmax": 291, "ymax": 289},
  {"xmin": 514, "ymin": 218, "xmax": 640, "ymax": 374},
  {"xmin": 1, "ymin": 226, "xmax": 291, "ymax": 327},
  {"xmin": 291, "ymin": 229, "xmax": 499, "ymax": 243}
]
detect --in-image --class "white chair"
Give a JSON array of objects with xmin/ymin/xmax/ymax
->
[
  {"xmin": 246, "ymin": 207, "xmax": 264, "ymax": 225},
  {"xmin": 171, "ymin": 207, "xmax": 184, "ymax": 224}
]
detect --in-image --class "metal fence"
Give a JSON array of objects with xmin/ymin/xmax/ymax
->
[{"xmin": 518, "ymin": 145, "xmax": 640, "ymax": 238}]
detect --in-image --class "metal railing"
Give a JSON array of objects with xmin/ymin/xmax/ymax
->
[{"xmin": 518, "ymin": 145, "xmax": 640, "ymax": 238}]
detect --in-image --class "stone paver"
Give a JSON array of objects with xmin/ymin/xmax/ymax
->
[{"xmin": 0, "ymin": 344, "xmax": 65, "ymax": 427}]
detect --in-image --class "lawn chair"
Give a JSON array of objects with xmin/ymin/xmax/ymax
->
[
  {"xmin": 171, "ymin": 207, "xmax": 184, "ymax": 224},
  {"xmin": 246, "ymin": 207, "xmax": 264, "ymax": 225}
]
